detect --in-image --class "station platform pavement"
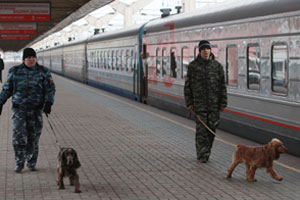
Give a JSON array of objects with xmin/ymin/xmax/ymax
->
[{"xmin": 0, "ymin": 62, "xmax": 299, "ymax": 200}]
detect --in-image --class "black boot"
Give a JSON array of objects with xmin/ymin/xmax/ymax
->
[{"xmin": 14, "ymin": 164, "xmax": 24, "ymax": 173}]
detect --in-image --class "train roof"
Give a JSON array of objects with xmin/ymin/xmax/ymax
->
[
  {"xmin": 144, "ymin": 0, "xmax": 300, "ymax": 33},
  {"xmin": 87, "ymin": 24, "xmax": 141, "ymax": 43}
]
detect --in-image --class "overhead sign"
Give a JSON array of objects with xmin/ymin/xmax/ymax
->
[
  {"xmin": 0, "ymin": 22, "xmax": 37, "ymax": 34},
  {"xmin": 0, "ymin": 3, "xmax": 50, "ymax": 22},
  {"xmin": 1, "ymin": 35, "xmax": 30, "ymax": 40}
]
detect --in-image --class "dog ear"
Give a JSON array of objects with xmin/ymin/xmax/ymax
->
[
  {"xmin": 269, "ymin": 140, "xmax": 281, "ymax": 160},
  {"xmin": 73, "ymin": 150, "xmax": 81, "ymax": 169},
  {"xmin": 59, "ymin": 148, "xmax": 67, "ymax": 166}
]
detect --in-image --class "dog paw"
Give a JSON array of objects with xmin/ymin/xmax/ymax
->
[
  {"xmin": 277, "ymin": 177, "xmax": 283, "ymax": 181},
  {"xmin": 58, "ymin": 186, "xmax": 65, "ymax": 190},
  {"xmin": 247, "ymin": 178, "xmax": 257, "ymax": 182},
  {"xmin": 75, "ymin": 189, "xmax": 81, "ymax": 193}
]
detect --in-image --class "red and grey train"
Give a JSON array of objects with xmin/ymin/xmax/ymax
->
[{"xmin": 37, "ymin": 0, "xmax": 300, "ymax": 156}]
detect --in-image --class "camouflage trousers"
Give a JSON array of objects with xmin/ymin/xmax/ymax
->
[
  {"xmin": 12, "ymin": 108, "xmax": 43, "ymax": 168},
  {"xmin": 195, "ymin": 111, "xmax": 220, "ymax": 160}
]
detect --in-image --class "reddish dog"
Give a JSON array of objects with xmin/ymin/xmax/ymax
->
[{"xmin": 227, "ymin": 138, "xmax": 287, "ymax": 182}]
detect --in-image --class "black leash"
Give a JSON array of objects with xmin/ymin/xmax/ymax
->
[{"xmin": 45, "ymin": 113, "xmax": 62, "ymax": 150}]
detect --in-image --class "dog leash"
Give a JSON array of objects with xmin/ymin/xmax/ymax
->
[
  {"xmin": 187, "ymin": 110, "xmax": 216, "ymax": 136},
  {"xmin": 45, "ymin": 113, "xmax": 62, "ymax": 150}
]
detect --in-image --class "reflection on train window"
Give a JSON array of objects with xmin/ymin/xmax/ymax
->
[
  {"xmin": 211, "ymin": 46, "xmax": 218, "ymax": 60},
  {"xmin": 156, "ymin": 48, "xmax": 161, "ymax": 75},
  {"xmin": 97, "ymin": 51, "xmax": 100, "ymax": 68},
  {"xmin": 101, "ymin": 51, "xmax": 104, "ymax": 69},
  {"xmin": 130, "ymin": 50, "xmax": 134, "ymax": 72},
  {"xmin": 111, "ymin": 51, "xmax": 115, "ymax": 70},
  {"xmin": 89, "ymin": 52, "xmax": 92, "ymax": 68},
  {"xmin": 91, "ymin": 51, "xmax": 95, "ymax": 68},
  {"xmin": 94, "ymin": 51, "xmax": 98, "ymax": 68},
  {"xmin": 247, "ymin": 45, "xmax": 260, "ymax": 90},
  {"xmin": 226, "ymin": 45, "xmax": 238, "ymax": 86},
  {"xmin": 99, "ymin": 51, "xmax": 102, "ymax": 68},
  {"xmin": 114, "ymin": 50, "xmax": 119, "ymax": 71},
  {"xmin": 104, "ymin": 51, "xmax": 107, "ymax": 69},
  {"xmin": 125, "ymin": 50, "xmax": 129, "ymax": 71},
  {"xmin": 170, "ymin": 48, "xmax": 177, "ymax": 78},
  {"xmin": 107, "ymin": 51, "xmax": 111, "ymax": 70},
  {"xmin": 194, "ymin": 46, "xmax": 199, "ymax": 59},
  {"xmin": 272, "ymin": 44, "xmax": 288, "ymax": 94},
  {"xmin": 121, "ymin": 50, "xmax": 125, "ymax": 71},
  {"xmin": 162, "ymin": 48, "xmax": 167, "ymax": 77},
  {"xmin": 93, "ymin": 51, "xmax": 96, "ymax": 68},
  {"xmin": 181, "ymin": 47, "xmax": 189, "ymax": 79}
]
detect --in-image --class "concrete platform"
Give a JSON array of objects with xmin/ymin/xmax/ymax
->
[{"xmin": 0, "ymin": 62, "xmax": 299, "ymax": 200}]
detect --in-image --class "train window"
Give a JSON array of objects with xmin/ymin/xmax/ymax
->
[
  {"xmin": 96, "ymin": 51, "xmax": 99, "ymax": 68},
  {"xmin": 100, "ymin": 51, "xmax": 103, "ymax": 69},
  {"xmin": 107, "ymin": 51, "xmax": 110, "ymax": 70},
  {"xmin": 181, "ymin": 47, "xmax": 189, "ymax": 79},
  {"xmin": 271, "ymin": 44, "xmax": 288, "ymax": 94},
  {"xmin": 98, "ymin": 51, "xmax": 102, "ymax": 68},
  {"xmin": 125, "ymin": 50, "xmax": 129, "ymax": 72},
  {"xmin": 170, "ymin": 48, "xmax": 177, "ymax": 78},
  {"xmin": 162, "ymin": 48, "xmax": 167, "ymax": 77},
  {"xmin": 194, "ymin": 46, "xmax": 199, "ymax": 59},
  {"xmin": 121, "ymin": 50, "xmax": 124, "ymax": 71},
  {"xmin": 116, "ymin": 50, "xmax": 119, "ymax": 71},
  {"xmin": 226, "ymin": 45, "xmax": 238, "ymax": 86},
  {"xmin": 130, "ymin": 50, "xmax": 134, "ymax": 72},
  {"xmin": 91, "ymin": 51, "xmax": 95, "ymax": 68},
  {"xmin": 247, "ymin": 45, "xmax": 261, "ymax": 90},
  {"xmin": 111, "ymin": 51, "xmax": 115, "ymax": 70},
  {"xmin": 89, "ymin": 51, "xmax": 92, "ymax": 68},
  {"xmin": 103, "ymin": 51, "xmax": 107, "ymax": 69},
  {"xmin": 94, "ymin": 51, "xmax": 97, "ymax": 68},
  {"xmin": 93, "ymin": 51, "xmax": 96, "ymax": 68},
  {"xmin": 156, "ymin": 48, "xmax": 161, "ymax": 75},
  {"xmin": 95, "ymin": 51, "xmax": 97, "ymax": 68},
  {"xmin": 211, "ymin": 46, "xmax": 218, "ymax": 60}
]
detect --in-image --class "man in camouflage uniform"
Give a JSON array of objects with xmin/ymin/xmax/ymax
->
[
  {"xmin": 0, "ymin": 48, "xmax": 56, "ymax": 173},
  {"xmin": 184, "ymin": 40, "xmax": 227, "ymax": 163}
]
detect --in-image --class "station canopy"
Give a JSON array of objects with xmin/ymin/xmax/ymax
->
[{"xmin": 0, "ymin": 0, "xmax": 113, "ymax": 52}]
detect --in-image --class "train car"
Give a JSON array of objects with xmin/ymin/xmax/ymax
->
[
  {"xmin": 50, "ymin": 46, "xmax": 64, "ymax": 75},
  {"xmin": 142, "ymin": 0, "xmax": 300, "ymax": 156},
  {"xmin": 86, "ymin": 25, "xmax": 143, "ymax": 101},
  {"xmin": 36, "ymin": 50, "xmax": 44, "ymax": 66},
  {"xmin": 42, "ymin": 49, "xmax": 51, "ymax": 70},
  {"xmin": 62, "ymin": 40, "xmax": 87, "ymax": 82},
  {"xmin": 37, "ymin": 0, "xmax": 300, "ymax": 157}
]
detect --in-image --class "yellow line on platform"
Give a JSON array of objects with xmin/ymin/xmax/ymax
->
[{"xmin": 59, "ymin": 76, "xmax": 300, "ymax": 173}]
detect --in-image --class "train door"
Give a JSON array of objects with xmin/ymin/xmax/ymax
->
[
  {"xmin": 141, "ymin": 44, "xmax": 148, "ymax": 103},
  {"xmin": 129, "ymin": 50, "xmax": 139, "ymax": 101},
  {"xmin": 83, "ymin": 42, "xmax": 88, "ymax": 84}
]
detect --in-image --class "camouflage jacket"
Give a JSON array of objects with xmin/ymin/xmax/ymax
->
[
  {"xmin": 0, "ymin": 63, "xmax": 56, "ymax": 109},
  {"xmin": 184, "ymin": 54, "xmax": 227, "ymax": 113}
]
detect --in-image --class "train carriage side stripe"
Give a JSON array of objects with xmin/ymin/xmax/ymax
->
[
  {"xmin": 224, "ymin": 109, "xmax": 300, "ymax": 132},
  {"xmin": 150, "ymin": 89, "xmax": 300, "ymax": 132}
]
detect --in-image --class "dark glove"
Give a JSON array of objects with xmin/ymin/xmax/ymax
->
[
  {"xmin": 0, "ymin": 104, "xmax": 2, "ymax": 115},
  {"xmin": 43, "ymin": 102, "xmax": 52, "ymax": 114}
]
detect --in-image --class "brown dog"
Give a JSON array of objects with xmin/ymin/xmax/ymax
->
[
  {"xmin": 57, "ymin": 147, "xmax": 81, "ymax": 193},
  {"xmin": 227, "ymin": 138, "xmax": 287, "ymax": 182}
]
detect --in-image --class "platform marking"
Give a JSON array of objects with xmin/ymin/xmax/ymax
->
[{"xmin": 58, "ymin": 76, "xmax": 300, "ymax": 173}]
